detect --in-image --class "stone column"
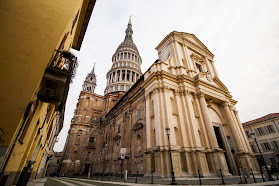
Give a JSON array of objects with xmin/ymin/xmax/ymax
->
[
  {"xmin": 134, "ymin": 71, "xmax": 136, "ymax": 82},
  {"xmin": 198, "ymin": 93, "xmax": 219, "ymax": 149},
  {"xmin": 223, "ymin": 101, "xmax": 244, "ymax": 152},
  {"xmin": 129, "ymin": 70, "xmax": 132, "ymax": 82},
  {"xmin": 120, "ymin": 70, "xmax": 123, "ymax": 81}
]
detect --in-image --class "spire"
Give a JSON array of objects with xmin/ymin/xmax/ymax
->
[
  {"xmin": 128, "ymin": 15, "xmax": 132, "ymax": 25},
  {"xmin": 91, "ymin": 62, "xmax": 96, "ymax": 73},
  {"xmin": 125, "ymin": 17, "xmax": 133, "ymax": 41},
  {"xmin": 82, "ymin": 63, "xmax": 96, "ymax": 93}
]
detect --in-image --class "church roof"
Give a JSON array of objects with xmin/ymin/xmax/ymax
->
[
  {"xmin": 242, "ymin": 113, "xmax": 279, "ymax": 126},
  {"xmin": 114, "ymin": 17, "xmax": 140, "ymax": 55}
]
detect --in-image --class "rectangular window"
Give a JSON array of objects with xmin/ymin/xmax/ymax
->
[
  {"xmin": 196, "ymin": 63, "xmax": 202, "ymax": 73},
  {"xmin": 120, "ymin": 85, "xmax": 124, "ymax": 91},
  {"xmin": 250, "ymin": 144, "xmax": 257, "ymax": 153},
  {"xmin": 118, "ymin": 124, "xmax": 121, "ymax": 133},
  {"xmin": 115, "ymin": 85, "xmax": 118, "ymax": 91},
  {"xmin": 262, "ymin": 142, "xmax": 271, "ymax": 151},
  {"xmin": 89, "ymin": 137, "xmax": 95, "ymax": 143},
  {"xmin": 71, "ymin": 11, "xmax": 79, "ymax": 34},
  {"xmin": 265, "ymin": 125, "xmax": 275, "ymax": 133},
  {"xmin": 256, "ymin": 127, "xmax": 265, "ymax": 136},
  {"xmin": 126, "ymin": 85, "xmax": 130, "ymax": 90},
  {"xmin": 110, "ymin": 87, "xmax": 113, "ymax": 92},
  {"xmin": 137, "ymin": 109, "xmax": 142, "ymax": 120}
]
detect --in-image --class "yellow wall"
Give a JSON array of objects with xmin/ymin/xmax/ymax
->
[
  {"xmin": 0, "ymin": 1, "xmax": 93, "ymax": 185},
  {"xmin": 0, "ymin": 0, "xmax": 83, "ymax": 150}
]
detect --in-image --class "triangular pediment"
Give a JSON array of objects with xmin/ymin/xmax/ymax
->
[
  {"xmin": 174, "ymin": 31, "xmax": 213, "ymax": 56},
  {"xmin": 212, "ymin": 77, "xmax": 229, "ymax": 92}
]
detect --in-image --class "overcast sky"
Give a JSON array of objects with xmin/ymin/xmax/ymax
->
[{"xmin": 54, "ymin": 0, "xmax": 279, "ymax": 152}]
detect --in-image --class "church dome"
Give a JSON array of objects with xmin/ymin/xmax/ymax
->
[{"xmin": 104, "ymin": 18, "xmax": 142, "ymax": 95}]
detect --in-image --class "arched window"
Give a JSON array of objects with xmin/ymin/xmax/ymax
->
[
  {"xmin": 137, "ymin": 109, "xmax": 142, "ymax": 120},
  {"xmin": 89, "ymin": 137, "xmax": 95, "ymax": 142}
]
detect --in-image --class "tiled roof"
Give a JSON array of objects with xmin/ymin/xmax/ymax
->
[{"xmin": 242, "ymin": 113, "xmax": 279, "ymax": 127}]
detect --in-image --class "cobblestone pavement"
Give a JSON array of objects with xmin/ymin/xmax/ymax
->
[{"xmin": 44, "ymin": 176, "xmax": 279, "ymax": 186}]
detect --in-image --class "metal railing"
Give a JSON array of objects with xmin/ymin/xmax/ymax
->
[{"xmin": 50, "ymin": 50, "xmax": 77, "ymax": 75}]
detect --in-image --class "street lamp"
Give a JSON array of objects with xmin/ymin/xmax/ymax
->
[
  {"xmin": 250, "ymin": 131, "xmax": 274, "ymax": 181},
  {"xmin": 165, "ymin": 127, "xmax": 177, "ymax": 185}
]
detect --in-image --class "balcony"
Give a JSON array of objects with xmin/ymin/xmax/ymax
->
[{"xmin": 37, "ymin": 50, "xmax": 77, "ymax": 108}]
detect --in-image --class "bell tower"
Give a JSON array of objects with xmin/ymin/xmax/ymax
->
[{"xmin": 82, "ymin": 63, "xmax": 96, "ymax": 93}]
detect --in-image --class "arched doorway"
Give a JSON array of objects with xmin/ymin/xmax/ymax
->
[{"xmin": 208, "ymin": 107, "xmax": 234, "ymax": 174}]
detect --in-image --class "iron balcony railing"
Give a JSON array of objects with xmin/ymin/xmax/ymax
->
[{"xmin": 50, "ymin": 50, "xmax": 77, "ymax": 75}]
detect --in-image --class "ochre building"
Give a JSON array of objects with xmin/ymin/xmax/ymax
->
[
  {"xmin": 61, "ymin": 19, "xmax": 259, "ymax": 178},
  {"xmin": 0, "ymin": 1, "xmax": 96, "ymax": 185},
  {"xmin": 243, "ymin": 113, "xmax": 279, "ymax": 168}
]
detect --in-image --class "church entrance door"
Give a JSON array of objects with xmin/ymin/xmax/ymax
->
[
  {"xmin": 213, "ymin": 126, "xmax": 233, "ymax": 174},
  {"xmin": 83, "ymin": 163, "xmax": 90, "ymax": 175}
]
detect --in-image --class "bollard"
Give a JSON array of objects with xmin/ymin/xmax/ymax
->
[
  {"xmin": 198, "ymin": 169, "xmax": 202, "ymax": 185},
  {"xmin": 220, "ymin": 169, "xmax": 225, "ymax": 185},
  {"xmin": 251, "ymin": 168, "xmax": 256, "ymax": 183},
  {"xmin": 124, "ymin": 170, "xmax": 128, "ymax": 182},
  {"xmin": 135, "ymin": 170, "xmax": 138, "ymax": 183},
  {"xmin": 102, "ymin": 170, "xmax": 105, "ymax": 181},
  {"xmin": 238, "ymin": 169, "xmax": 243, "ymax": 184},
  {"xmin": 151, "ymin": 170, "xmax": 154, "ymax": 184},
  {"xmin": 260, "ymin": 167, "xmax": 265, "ymax": 182}
]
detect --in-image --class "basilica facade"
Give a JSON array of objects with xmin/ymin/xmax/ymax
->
[{"xmin": 60, "ymin": 19, "xmax": 259, "ymax": 177}]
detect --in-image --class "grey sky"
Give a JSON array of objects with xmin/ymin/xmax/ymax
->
[{"xmin": 54, "ymin": 0, "xmax": 279, "ymax": 151}]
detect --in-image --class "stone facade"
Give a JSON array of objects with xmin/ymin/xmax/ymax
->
[
  {"xmin": 46, "ymin": 152, "xmax": 63, "ymax": 176},
  {"xmin": 243, "ymin": 113, "xmax": 279, "ymax": 168},
  {"xmin": 60, "ymin": 21, "xmax": 259, "ymax": 178}
]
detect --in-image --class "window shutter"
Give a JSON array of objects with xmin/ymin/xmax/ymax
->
[
  {"xmin": 272, "ymin": 141, "xmax": 279, "ymax": 151},
  {"xmin": 261, "ymin": 143, "xmax": 266, "ymax": 151},
  {"xmin": 261, "ymin": 127, "xmax": 266, "ymax": 135},
  {"xmin": 267, "ymin": 142, "xmax": 272, "ymax": 150},
  {"xmin": 270, "ymin": 125, "xmax": 275, "ymax": 133},
  {"xmin": 264, "ymin": 126, "xmax": 270, "ymax": 134},
  {"xmin": 255, "ymin": 128, "xmax": 260, "ymax": 136}
]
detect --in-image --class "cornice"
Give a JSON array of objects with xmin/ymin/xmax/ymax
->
[{"xmin": 106, "ymin": 66, "xmax": 142, "ymax": 78}]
